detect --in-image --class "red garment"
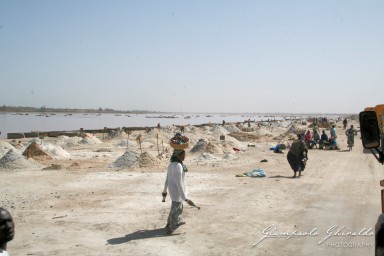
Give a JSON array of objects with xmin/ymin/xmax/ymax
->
[{"xmin": 304, "ymin": 132, "xmax": 312, "ymax": 143}]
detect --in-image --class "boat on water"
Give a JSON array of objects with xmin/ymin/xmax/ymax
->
[{"xmin": 145, "ymin": 115, "xmax": 177, "ymax": 118}]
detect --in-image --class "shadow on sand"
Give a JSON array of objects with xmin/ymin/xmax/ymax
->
[
  {"xmin": 107, "ymin": 228, "xmax": 183, "ymax": 245},
  {"xmin": 268, "ymin": 175, "xmax": 296, "ymax": 179}
]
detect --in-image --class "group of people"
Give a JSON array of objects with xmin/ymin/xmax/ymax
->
[
  {"xmin": 302, "ymin": 124, "xmax": 340, "ymax": 150},
  {"xmin": 287, "ymin": 122, "xmax": 358, "ymax": 178}
]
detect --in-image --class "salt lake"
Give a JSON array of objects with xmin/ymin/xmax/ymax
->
[{"xmin": 0, "ymin": 112, "xmax": 334, "ymax": 139}]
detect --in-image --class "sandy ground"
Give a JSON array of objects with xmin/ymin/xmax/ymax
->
[{"xmin": 0, "ymin": 119, "xmax": 382, "ymax": 256}]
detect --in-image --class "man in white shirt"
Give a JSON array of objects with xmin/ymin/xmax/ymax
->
[
  {"xmin": 163, "ymin": 149, "xmax": 193, "ymax": 234},
  {"xmin": 0, "ymin": 208, "xmax": 15, "ymax": 256}
]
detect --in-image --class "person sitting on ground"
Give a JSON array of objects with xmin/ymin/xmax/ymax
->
[
  {"xmin": 319, "ymin": 130, "xmax": 329, "ymax": 149},
  {"xmin": 311, "ymin": 130, "xmax": 320, "ymax": 148},
  {"xmin": 0, "ymin": 207, "xmax": 15, "ymax": 256},
  {"xmin": 287, "ymin": 132, "xmax": 308, "ymax": 178},
  {"xmin": 304, "ymin": 130, "xmax": 314, "ymax": 148}
]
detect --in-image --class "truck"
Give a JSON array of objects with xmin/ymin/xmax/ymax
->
[
  {"xmin": 374, "ymin": 104, "xmax": 384, "ymax": 134},
  {"xmin": 360, "ymin": 109, "xmax": 384, "ymax": 256}
]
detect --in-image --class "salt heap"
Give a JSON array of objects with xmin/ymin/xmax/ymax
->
[
  {"xmin": 110, "ymin": 150, "xmax": 140, "ymax": 168},
  {"xmin": 110, "ymin": 151, "xmax": 161, "ymax": 168},
  {"xmin": 0, "ymin": 149, "xmax": 41, "ymax": 169},
  {"xmin": 115, "ymin": 140, "xmax": 136, "ymax": 148},
  {"xmin": 194, "ymin": 153, "xmax": 221, "ymax": 161},
  {"xmin": 107, "ymin": 129, "xmax": 126, "ymax": 139},
  {"xmin": 183, "ymin": 125, "xmax": 195, "ymax": 133},
  {"xmin": 223, "ymin": 153, "xmax": 238, "ymax": 160},
  {"xmin": 256, "ymin": 128, "xmax": 273, "ymax": 137},
  {"xmin": 190, "ymin": 139, "xmax": 209, "ymax": 153},
  {"xmin": 138, "ymin": 151, "xmax": 161, "ymax": 167},
  {"xmin": 211, "ymin": 125, "xmax": 230, "ymax": 136},
  {"xmin": 40, "ymin": 143, "xmax": 70, "ymax": 158},
  {"xmin": 22, "ymin": 142, "xmax": 53, "ymax": 160},
  {"xmin": 286, "ymin": 124, "xmax": 298, "ymax": 134},
  {"xmin": 219, "ymin": 136, "xmax": 244, "ymax": 150},
  {"xmin": 0, "ymin": 141, "xmax": 16, "ymax": 157},
  {"xmin": 223, "ymin": 125, "xmax": 242, "ymax": 133},
  {"xmin": 190, "ymin": 138, "xmax": 223, "ymax": 154},
  {"xmin": 54, "ymin": 136, "xmax": 81, "ymax": 148},
  {"xmin": 80, "ymin": 136, "xmax": 102, "ymax": 144}
]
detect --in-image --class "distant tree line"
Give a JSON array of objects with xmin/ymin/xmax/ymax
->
[{"xmin": 0, "ymin": 105, "xmax": 159, "ymax": 114}]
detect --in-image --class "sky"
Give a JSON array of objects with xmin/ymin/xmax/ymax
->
[{"xmin": 0, "ymin": 0, "xmax": 384, "ymax": 114}]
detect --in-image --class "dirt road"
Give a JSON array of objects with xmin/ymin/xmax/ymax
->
[{"xmin": 0, "ymin": 122, "xmax": 382, "ymax": 255}]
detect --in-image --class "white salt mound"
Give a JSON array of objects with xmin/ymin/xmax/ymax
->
[
  {"xmin": 195, "ymin": 153, "xmax": 221, "ymax": 161},
  {"xmin": 40, "ymin": 144, "xmax": 70, "ymax": 157},
  {"xmin": 211, "ymin": 125, "xmax": 230, "ymax": 136},
  {"xmin": 138, "ymin": 151, "xmax": 161, "ymax": 167},
  {"xmin": 107, "ymin": 129, "xmax": 126, "ymax": 138},
  {"xmin": 115, "ymin": 140, "xmax": 135, "ymax": 148},
  {"xmin": 286, "ymin": 125, "xmax": 298, "ymax": 134},
  {"xmin": 257, "ymin": 128, "xmax": 273, "ymax": 136},
  {"xmin": 0, "ymin": 141, "xmax": 16, "ymax": 156},
  {"xmin": 223, "ymin": 125, "xmax": 242, "ymax": 133},
  {"xmin": 0, "ymin": 149, "xmax": 41, "ymax": 169},
  {"xmin": 219, "ymin": 136, "xmax": 244, "ymax": 149},
  {"xmin": 110, "ymin": 151, "xmax": 141, "ymax": 168},
  {"xmin": 183, "ymin": 125, "xmax": 194, "ymax": 133},
  {"xmin": 54, "ymin": 136, "xmax": 81, "ymax": 147},
  {"xmin": 110, "ymin": 151, "xmax": 161, "ymax": 168},
  {"xmin": 223, "ymin": 153, "xmax": 238, "ymax": 160},
  {"xmin": 80, "ymin": 136, "xmax": 102, "ymax": 144},
  {"xmin": 190, "ymin": 139, "xmax": 209, "ymax": 153}
]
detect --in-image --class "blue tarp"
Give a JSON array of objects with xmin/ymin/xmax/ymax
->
[{"xmin": 243, "ymin": 169, "xmax": 266, "ymax": 177}]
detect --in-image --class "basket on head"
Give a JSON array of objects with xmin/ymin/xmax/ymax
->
[
  {"xmin": 170, "ymin": 133, "xmax": 189, "ymax": 150},
  {"xmin": 170, "ymin": 141, "xmax": 189, "ymax": 150}
]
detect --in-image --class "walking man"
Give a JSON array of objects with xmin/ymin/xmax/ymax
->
[{"xmin": 163, "ymin": 149, "xmax": 194, "ymax": 234}]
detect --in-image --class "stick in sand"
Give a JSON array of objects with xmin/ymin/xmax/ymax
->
[
  {"xmin": 157, "ymin": 134, "xmax": 160, "ymax": 155},
  {"xmin": 186, "ymin": 199, "xmax": 201, "ymax": 210}
]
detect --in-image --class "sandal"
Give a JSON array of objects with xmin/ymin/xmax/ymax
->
[{"xmin": 165, "ymin": 226, "xmax": 173, "ymax": 235}]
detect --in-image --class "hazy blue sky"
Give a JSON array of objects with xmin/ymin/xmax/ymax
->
[{"xmin": 1, "ymin": 1, "xmax": 383, "ymax": 114}]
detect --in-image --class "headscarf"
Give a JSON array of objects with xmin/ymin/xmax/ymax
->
[{"xmin": 170, "ymin": 149, "xmax": 188, "ymax": 172}]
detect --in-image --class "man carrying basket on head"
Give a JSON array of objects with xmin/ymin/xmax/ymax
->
[{"xmin": 162, "ymin": 133, "xmax": 196, "ymax": 235}]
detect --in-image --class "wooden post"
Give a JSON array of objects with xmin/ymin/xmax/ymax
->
[
  {"xmin": 136, "ymin": 134, "xmax": 142, "ymax": 154},
  {"xmin": 126, "ymin": 131, "xmax": 131, "ymax": 152},
  {"xmin": 157, "ymin": 134, "xmax": 159, "ymax": 155},
  {"xmin": 382, "ymin": 189, "xmax": 384, "ymax": 213}
]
